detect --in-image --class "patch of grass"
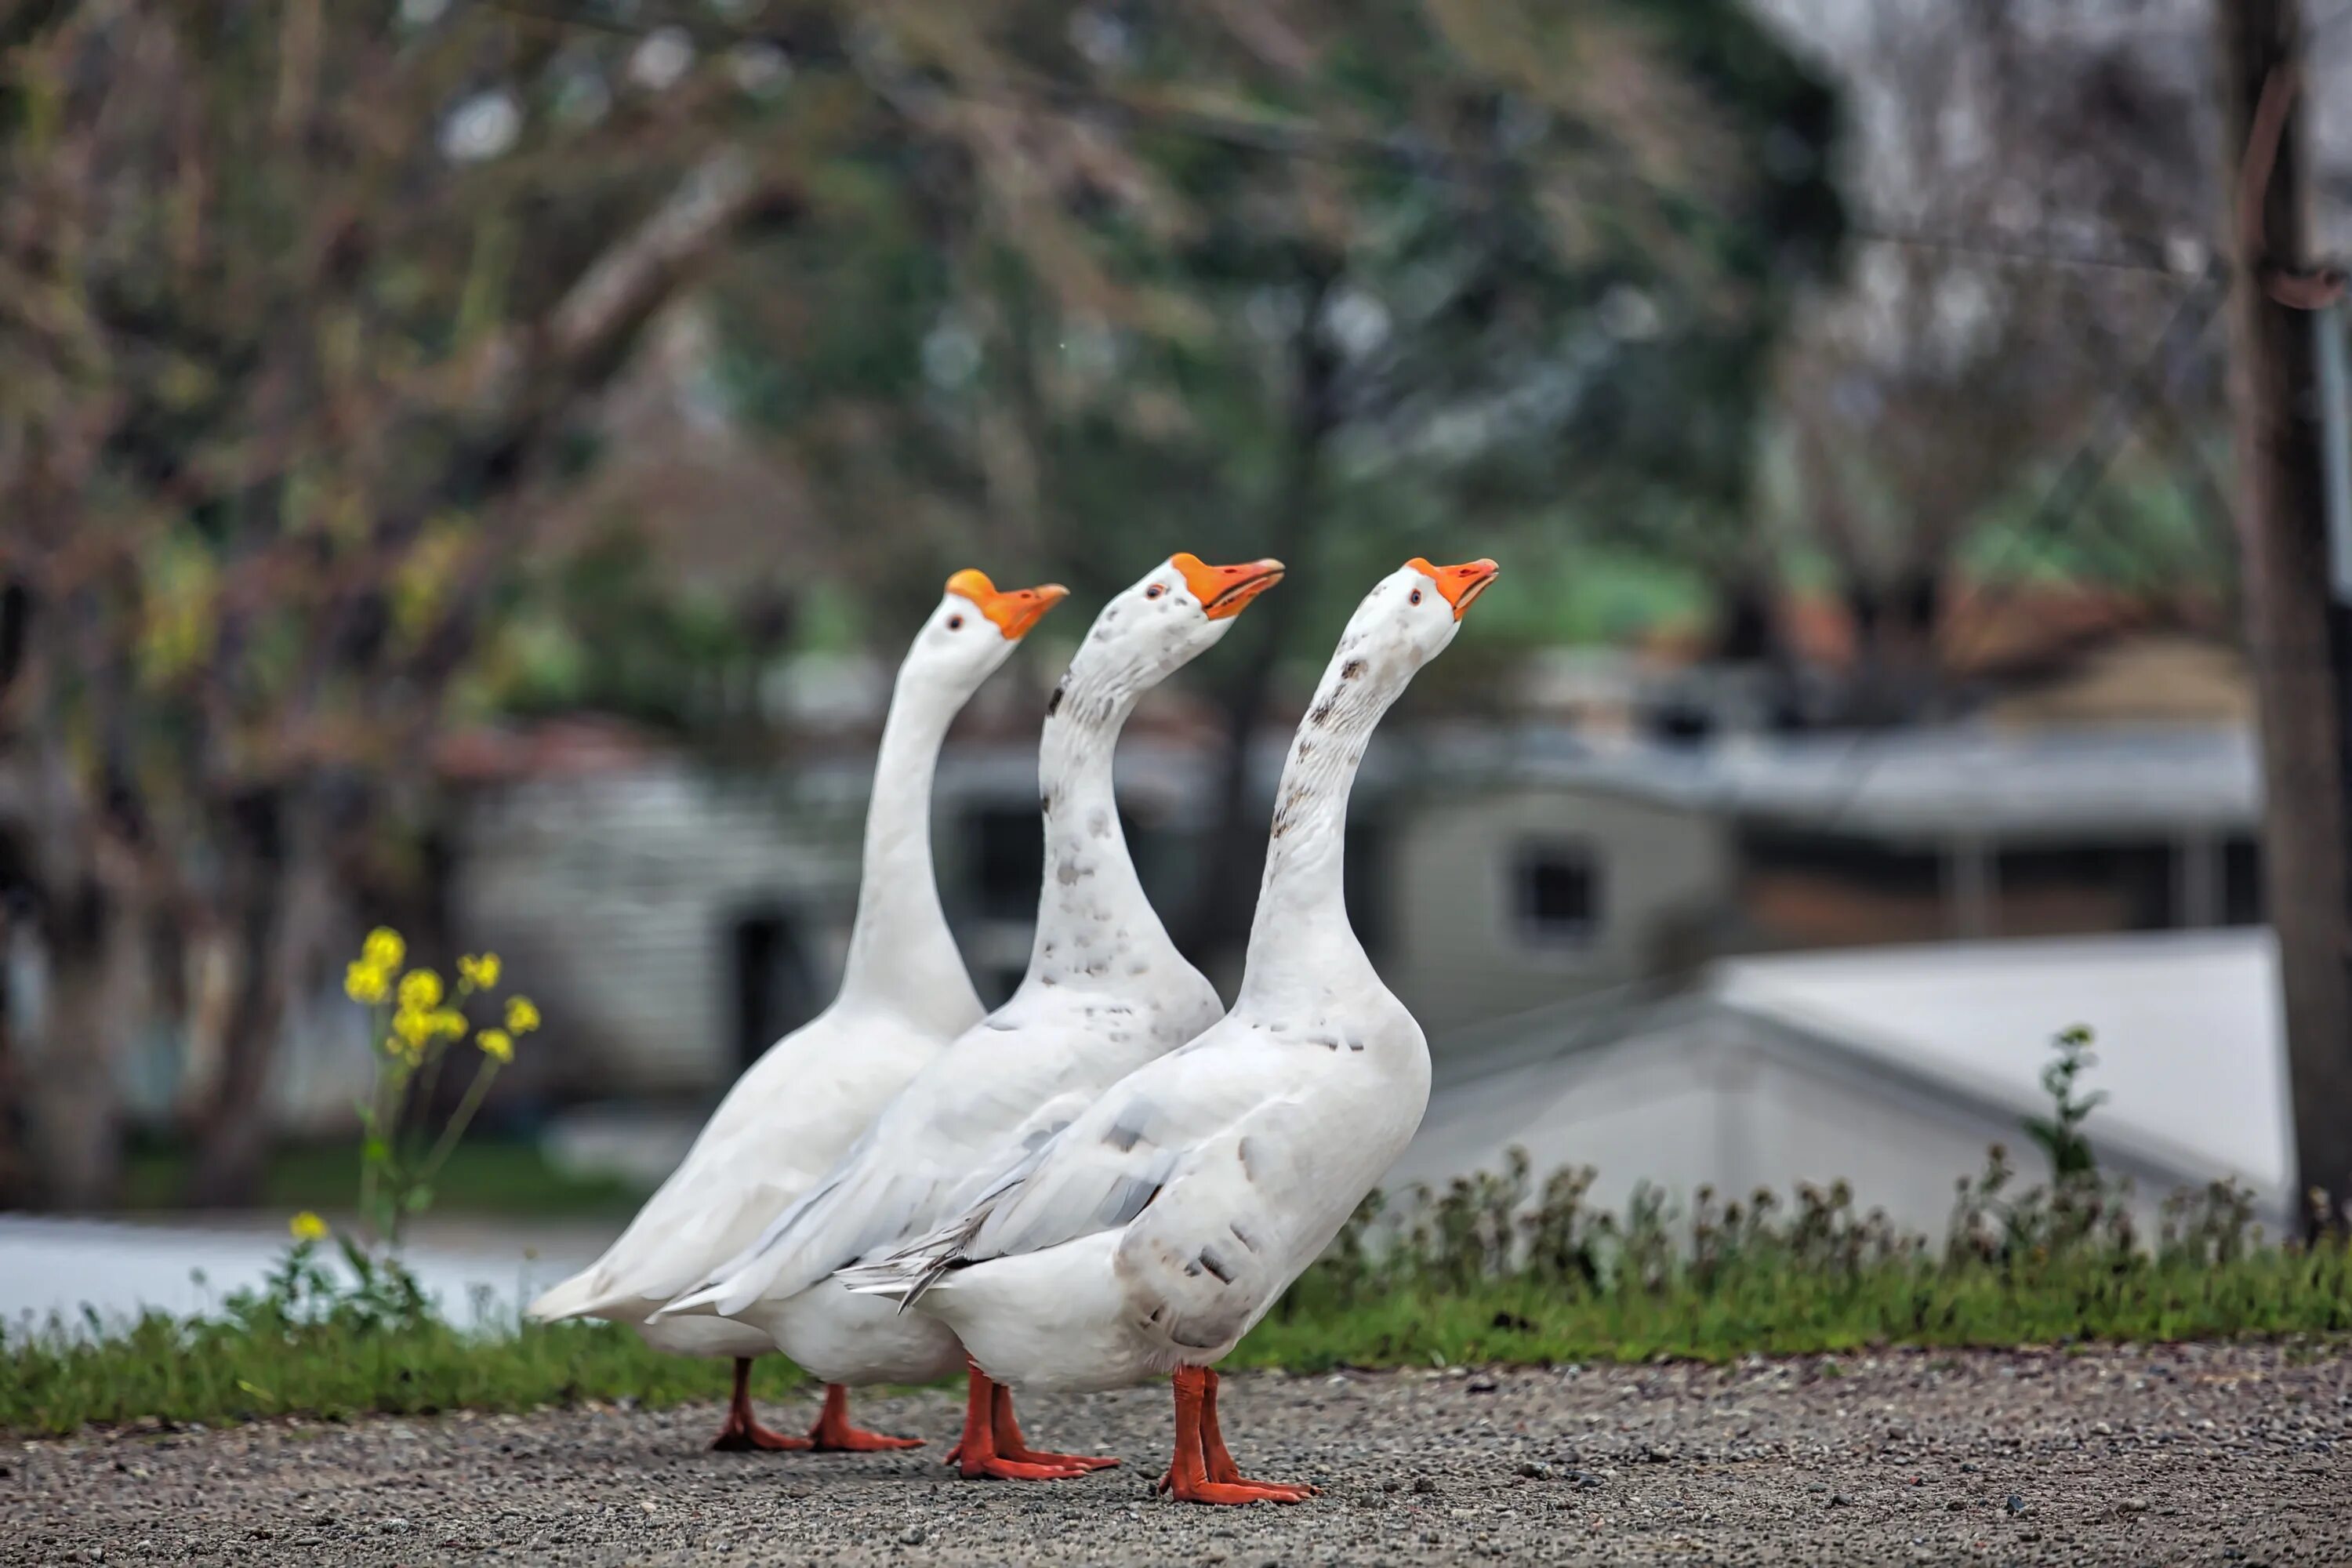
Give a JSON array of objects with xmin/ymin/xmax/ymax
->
[
  {"xmin": 9, "ymin": 1166, "xmax": 2347, "ymax": 1438},
  {"xmin": 118, "ymin": 1138, "xmax": 647, "ymax": 1219},
  {"xmin": 2, "ymin": 1237, "xmax": 804, "ymax": 1437},
  {"xmin": 9, "ymin": 1240, "xmax": 2345, "ymax": 1438},
  {"xmin": 13, "ymin": 1031, "xmax": 2345, "ymax": 1439},
  {"xmin": 1, "ymin": 1313, "xmax": 803, "ymax": 1437},
  {"xmin": 1231, "ymin": 1248, "xmax": 2352, "ymax": 1375}
]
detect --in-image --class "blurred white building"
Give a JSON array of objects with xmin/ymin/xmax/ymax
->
[
  {"xmin": 1391, "ymin": 927, "xmax": 2293, "ymax": 1238},
  {"xmin": 448, "ymin": 720, "xmax": 2268, "ymax": 1100}
]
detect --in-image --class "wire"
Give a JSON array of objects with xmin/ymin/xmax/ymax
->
[
  {"xmin": 1943, "ymin": 263, "xmax": 2230, "ymax": 673},
  {"xmin": 1847, "ymin": 223, "xmax": 2190, "ymax": 278}
]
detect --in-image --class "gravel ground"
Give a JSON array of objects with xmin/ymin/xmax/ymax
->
[{"xmin": 8, "ymin": 1344, "xmax": 2349, "ymax": 1566}]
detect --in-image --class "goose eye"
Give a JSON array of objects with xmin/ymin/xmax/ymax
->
[
  {"xmin": 947, "ymin": 614, "xmax": 964, "ymax": 630},
  {"xmin": 1409, "ymin": 589, "xmax": 1423, "ymax": 605},
  {"xmin": 1145, "ymin": 584, "xmax": 1164, "ymax": 599}
]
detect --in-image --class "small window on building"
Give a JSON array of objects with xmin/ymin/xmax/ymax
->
[
  {"xmin": 733, "ymin": 906, "xmax": 818, "ymax": 1069},
  {"xmin": 967, "ymin": 805, "xmax": 1044, "ymax": 920},
  {"xmin": 1513, "ymin": 840, "xmax": 1601, "ymax": 946}
]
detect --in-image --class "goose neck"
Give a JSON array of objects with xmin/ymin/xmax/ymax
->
[
  {"xmin": 1025, "ymin": 678, "xmax": 1174, "ymax": 984},
  {"xmin": 836, "ymin": 666, "xmax": 982, "ymax": 1029}
]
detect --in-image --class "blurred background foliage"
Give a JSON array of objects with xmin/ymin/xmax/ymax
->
[{"xmin": 0, "ymin": 0, "xmax": 2249, "ymax": 1210}]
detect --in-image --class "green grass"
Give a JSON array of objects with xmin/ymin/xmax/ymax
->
[
  {"xmin": 1232, "ymin": 1249, "xmax": 2352, "ymax": 1374},
  {"xmin": 1, "ymin": 1316, "xmax": 806, "ymax": 1437},
  {"xmin": 7, "ymin": 1232, "xmax": 2347, "ymax": 1439},
  {"xmin": 18, "ymin": 1065, "xmax": 2351, "ymax": 1440},
  {"xmin": 118, "ymin": 1138, "xmax": 648, "ymax": 1219}
]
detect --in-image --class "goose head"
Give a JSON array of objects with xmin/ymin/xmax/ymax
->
[
  {"xmin": 903, "ymin": 568, "xmax": 1069, "ymax": 696},
  {"xmin": 1055, "ymin": 552, "xmax": 1285, "ymax": 709},
  {"xmin": 1326, "ymin": 556, "xmax": 1499, "ymax": 696}
]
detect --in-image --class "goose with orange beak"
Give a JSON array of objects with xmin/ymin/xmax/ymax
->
[
  {"xmin": 842, "ymin": 557, "xmax": 1499, "ymax": 1502},
  {"xmin": 661, "ymin": 554, "xmax": 1284, "ymax": 1480},
  {"xmin": 528, "ymin": 569, "xmax": 1065, "ymax": 1453}
]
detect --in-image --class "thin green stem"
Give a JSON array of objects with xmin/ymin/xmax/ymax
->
[
  {"xmin": 405, "ymin": 1040, "xmax": 448, "ymax": 1171},
  {"xmin": 358, "ymin": 1002, "xmax": 391, "ymax": 1236},
  {"xmin": 417, "ymin": 1058, "xmax": 501, "ymax": 1195}
]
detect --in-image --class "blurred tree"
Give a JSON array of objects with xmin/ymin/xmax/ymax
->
[
  {"xmin": 712, "ymin": 0, "xmax": 1845, "ymax": 966},
  {"xmin": 1762, "ymin": 0, "xmax": 2234, "ymax": 722},
  {"xmin": 0, "ymin": 0, "xmax": 1848, "ymax": 1200},
  {"xmin": 0, "ymin": 1, "xmax": 798, "ymax": 1205}
]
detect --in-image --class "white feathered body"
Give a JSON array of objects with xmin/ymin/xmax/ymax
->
[
  {"xmin": 886, "ymin": 958, "xmax": 1428, "ymax": 1392},
  {"xmin": 651, "ymin": 556, "xmax": 1287, "ymax": 1383},
  {"xmin": 526, "ymin": 996, "xmax": 960, "ymax": 1356},
  {"xmin": 523, "ymin": 574, "xmax": 1063, "ymax": 1364},
  {"xmin": 841, "ymin": 560, "xmax": 1481, "ymax": 1396},
  {"xmin": 666, "ymin": 959, "xmax": 1225, "ymax": 1380}
]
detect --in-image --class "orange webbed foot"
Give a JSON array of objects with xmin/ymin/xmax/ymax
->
[
  {"xmin": 807, "ymin": 1425, "xmax": 924, "ymax": 1452},
  {"xmin": 1000, "ymin": 1444, "xmax": 1119, "ymax": 1472},
  {"xmin": 960, "ymin": 1453, "xmax": 1096, "ymax": 1482},
  {"xmin": 710, "ymin": 1420, "xmax": 812, "ymax": 1453},
  {"xmin": 802, "ymin": 1385, "xmax": 924, "ymax": 1452}
]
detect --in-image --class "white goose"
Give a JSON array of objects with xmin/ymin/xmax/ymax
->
[
  {"xmin": 526, "ymin": 568, "xmax": 1066, "ymax": 1452},
  {"xmin": 841, "ymin": 557, "xmax": 1497, "ymax": 1504},
  {"xmin": 659, "ymin": 552, "xmax": 1285, "ymax": 1480}
]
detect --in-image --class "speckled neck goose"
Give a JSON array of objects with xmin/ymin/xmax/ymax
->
[
  {"xmin": 657, "ymin": 553, "xmax": 1285, "ymax": 1481},
  {"xmin": 840, "ymin": 557, "xmax": 1497, "ymax": 1503},
  {"xmin": 526, "ymin": 569, "xmax": 1065, "ymax": 1453}
]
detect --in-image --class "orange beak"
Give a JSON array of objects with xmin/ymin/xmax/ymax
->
[
  {"xmin": 946, "ymin": 569, "xmax": 1070, "ymax": 640},
  {"xmin": 1407, "ymin": 557, "xmax": 1500, "ymax": 620},
  {"xmin": 1171, "ymin": 553, "xmax": 1287, "ymax": 620}
]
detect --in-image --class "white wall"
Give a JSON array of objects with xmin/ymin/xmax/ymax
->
[
  {"xmin": 455, "ymin": 768, "xmax": 859, "ymax": 1094},
  {"xmin": 1388, "ymin": 1005, "xmax": 2265, "ymax": 1244},
  {"xmin": 1385, "ymin": 786, "xmax": 1732, "ymax": 1033}
]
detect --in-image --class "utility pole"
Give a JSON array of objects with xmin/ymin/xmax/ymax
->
[{"xmin": 2216, "ymin": 0, "xmax": 2352, "ymax": 1236}]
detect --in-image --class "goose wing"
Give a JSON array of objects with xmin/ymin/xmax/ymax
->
[{"xmin": 665, "ymin": 1014, "xmax": 1112, "ymax": 1316}]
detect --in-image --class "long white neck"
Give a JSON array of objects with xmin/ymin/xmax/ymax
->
[
  {"xmin": 835, "ymin": 665, "xmax": 983, "ymax": 1032},
  {"xmin": 1237, "ymin": 644, "xmax": 1405, "ymax": 1006},
  {"xmin": 1024, "ymin": 664, "xmax": 1183, "ymax": 989}
]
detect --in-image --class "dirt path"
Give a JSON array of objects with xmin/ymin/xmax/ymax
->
[{"xmin": 9, "ymin": 1344, "xmax": 2349, "ymax": 1565}]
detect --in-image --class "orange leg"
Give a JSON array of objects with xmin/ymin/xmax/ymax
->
[
  {"xmin": 944, "ymin": 1363, "xmax": 1103, "ymax": 1481},
  {"xmin": 710, "ymin": 1357, "xmax": 811, "ymax": 1452},
  {"xmin": 987, "ymin": 1379, "xmax": 1120, "ymax": 1472},
  {"xmin": 1158, "ymin": 1367, "xmax": 1314, "ymax": 1504},
  {"xmin": 803, "ymin": 1382, "xmax": 924, "ymax": 1452}
]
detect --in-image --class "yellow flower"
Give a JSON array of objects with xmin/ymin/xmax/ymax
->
[
  {"xmin": 393, "ymin": 1006, "xmax": 437, "ymax": 1051},
  {"xmin": 504, "ymin": 995, "xmax": 540, "ymax": 1035},
  {"xmin": 477, "ymin": 1028, "xmax": 514, "ymax": 1064},
  {"xmin": 289, "ymin": 1210, "xmax": 328, "ymax": 1243},
  {"xmin": 458, "ymin": 953, "xmax": 502, "ymax": 991},
  {"xmin": 430, "ymin": 1007, "xmax": 469, "ymax": 1040},
  {"xmin": 397, "ymin": 968, "xmax": 443, "ymax": 1010},
  {"xmin": 362, "ymin": 927, "xmax": 405, "ymax": 971},
  {"xmin": 344, "ymin": 960, "xmax": 390, "ymax": 1006}
]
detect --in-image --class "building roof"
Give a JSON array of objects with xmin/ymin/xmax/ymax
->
[
  {"xmin": 1431, "ymin": 724, "xmax": 2259, "ymax": 842},
  {"xmin": 1419, "ymin": 927, "xmax": 2292, "ymax": 1223},
  {"xmin": 1715, "ymin": 928, "xmax": 2289, "ymax": 1196}
]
